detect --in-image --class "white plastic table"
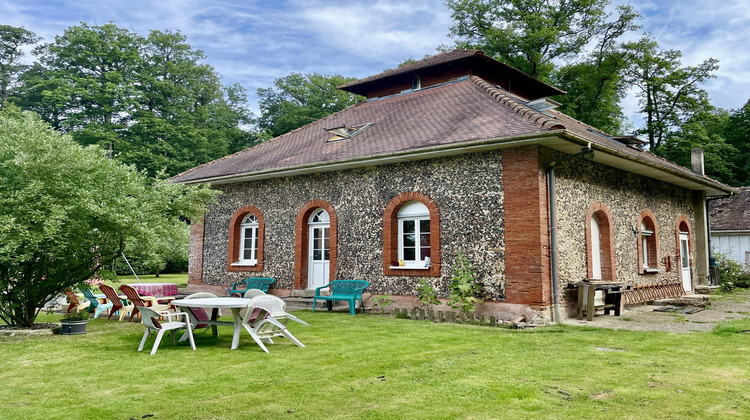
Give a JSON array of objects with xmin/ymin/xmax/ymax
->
[{"xmin": 172, "ymin": 297, "xmax": 251, "ymax": 349}]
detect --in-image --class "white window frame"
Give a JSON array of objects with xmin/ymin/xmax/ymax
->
[
  {"xmin": 641, "ymin": 220, "xmax": 658, "ymax": 273},
  {"xmin": 233, "ymin": 213, "xmax": 258, "ymax": 266},
  {"xmin": 393, "ymin": 201, "xmax": 431, "ymax": 269}
]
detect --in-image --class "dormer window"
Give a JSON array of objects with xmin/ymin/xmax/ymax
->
[
  {"xmin": 412, "ymin": 75, "xmax": 421, "ymax": 91},
  {"xmin": 324, "ymin": 123, "xmax": 373, "ymax": 142}
]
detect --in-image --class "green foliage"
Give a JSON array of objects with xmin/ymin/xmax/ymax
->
[
  {"xmin": 723, "ymin": 99, "xmax": 750, "ymax": 185},
  {"xmin": 61, "ymin": 309, "xmax": 90, "ymax": 322},
  {"xmin": 372, "ymin": 295, "xmax": 395, "ymax": 311},
  {"xmin": 416, "ymin": 278, "xmax": 441, "ymax": 309},
  {"xmin": 624, "ymin": 36, "xmax": 719, "ymax": 150},
  {"xmin": 0, "ymin": 109, "xmax": 219, "ymax": 326},
  {"xmin": 256, "ymin": 73, "xmax": 364, "ymax": 138},
  {"xmin": 655, "ymin": 106, "xmax": 738, "ymax": 185},
  {"xmin": 447, "ymin": 253, "xmax": 483, "ymax": 314},
  {"xmin": 0, "ymin": 25, "xmax": 40, "ymax": 104},
  {"xmin": 715, "ymin": 251, "xmax": 750, "ymax": 292},
  {"xmin": 447, "ymin": 0, "xmax": 641, "ymax": 134},
  {"xmin": 12, "ymin": 23, "xmax": 253, "ymax": 177}
]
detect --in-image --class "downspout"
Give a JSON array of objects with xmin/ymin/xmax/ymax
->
[{"xmin": 548, "ymin": 144, "xmax": 594, "ymax": 323}]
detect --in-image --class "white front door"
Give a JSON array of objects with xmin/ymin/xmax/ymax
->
[
  {"xmin": 590, "ymin": 216, "xmax": 602, "ymax": 279},
  {"xmin": 680, "ymin": 233, "xmax": 692, "ymax": 292},
  {"xmin": 308, "ymin": 209, "xmax": 330, "ymax": 290}
]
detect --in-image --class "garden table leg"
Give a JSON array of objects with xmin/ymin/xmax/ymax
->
[{"xmin": 230, "ymin": 308, "xmax": 242, "ymax": 349}]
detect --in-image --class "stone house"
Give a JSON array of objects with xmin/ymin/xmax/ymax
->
[
  {"xmin": 709, "ymin": 186, "xmax": 750, "ymax": 270},
  {"xmin": 172, "ymin": 50, "xmax": 734, "ymax": 321}
]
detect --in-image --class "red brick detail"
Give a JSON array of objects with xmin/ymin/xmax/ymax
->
[
  {"xmin": 226, "ymin": 206, "xmax": 265, "ymax": 272},
  {"xmin": 188, "ymin": 217, "xmax": 205, "ymax": 286},
  {"xmin": 383, "ymin": 192, "xmax": 441, "ymax": 277},
  {"xmin": 637, "ymin": 209, "xmax": 659, "ymax": 274},
  {"xmin": 294, "ymin": 200, "xmax": 337, "ymax": 290},
  {"xmin": 503, "ymin": 146, "xmax": 551, "ymax": 305},
  {"xmin": 585, "ymin": 202, "xmax": 616, "ymax": 281},
  {"xmin": 675, "ymin": 215, "xmax": 693, "ymax": 268}
]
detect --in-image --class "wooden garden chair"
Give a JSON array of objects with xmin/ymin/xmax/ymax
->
[
  {"xmin": 119, "ymin": 284, "xmax": 172, "ymax": 322},
  {"xmin": 99, "ymin": 284, "xmax": 134, "ymax": 321},
  {"xmin": 63, "ymin": 289, "xmax": 90, "ymax": 314}
]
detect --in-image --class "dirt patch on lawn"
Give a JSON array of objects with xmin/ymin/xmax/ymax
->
[{"xmin": 560, "ymin": 291, "xmax": 750, "ymax": 333}]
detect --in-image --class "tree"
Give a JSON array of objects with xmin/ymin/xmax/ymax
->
[
  {"xmin": 257, "ymin": 73, "xmax": 363, "ymax": 138},
  {"xmin": 655, "ymin": 106, "xmax": 737, "ymax": 185},
  {"xmin": 625, "ymin": 37, "xmax": 719, "ymax": 150},
  {"xmin": 15, "ymin": 23, "xmax": 253, "ymax": 177},
  {"xmin": 0, "ymin": 25, "xmax": 39, "ymax": 104},
  {"xmin": 723, "ymin": 99, "xmax": 750, "ymax": 185},
  {"xmin": 448, "ymin": 0, "xmax": 611, "ymax": 80},
  {"xmin": 447, "ymin": 0, "xmax": 640, "ymax": 134},
  {"xmin": 0, "ymin": 108, "xmax": 218, "ymax": 326}
]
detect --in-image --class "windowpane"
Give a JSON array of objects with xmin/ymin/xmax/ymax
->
[
  {"xmin": 420, "ymin": 233, "xmax": 430, "ymax": 247},
  {"xmin": 403, "ymin": 233, "xmax": 416, "ymax": 247},
  {"xmin": 243, "ymin": 249, "xmax": 253, "ymax": 260},
  {"xmin": 420, "ymin": 219, "xmax": 430, "ymax": 233},
  {"xmin": 421, "ymin": 247, "xmax": 431, "ymax": 259},
  {"xmin": 313, "ymin": 228, "xmax": 321, "ymax": 240},
  {"xmin": 324, "ymin": 249, "xmax": 330, "ymax": 260},
  {"xmin": 403, "ymin": 220, "xmax": 415, "ymax": 233},
  {"xmin": 324, "ymin": 237, "xmax": 330, "ymax": 250},
  {"xmin": 403, "ymin": 247, "xmax": 416, "ymax": 261}
]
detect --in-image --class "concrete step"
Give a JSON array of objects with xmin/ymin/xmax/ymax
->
[
  {"xmin": 282, "ymin": 297, "xmax": 355, "ymax": 312},
  {"xmin": 694, "ymin": 285, "xmax": 720, "ymax": 295},
  {"xmin": 653, "ymin": 295, "xmax": 709, "ymax": 307}
]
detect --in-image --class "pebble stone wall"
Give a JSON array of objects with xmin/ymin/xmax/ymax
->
[
  {"xmin": 549, "ymin": 148, "xmax": 696, "ymax": 289},
  {"xmin": 200, "ymin": 151, "xmax": 507, "ymax": 300}
]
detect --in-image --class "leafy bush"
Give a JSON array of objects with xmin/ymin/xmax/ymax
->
[
  {"xmin": 416, "ymin": 278, "xmax": 441, "ymax": 309},
  {"xmin": 447, "ymin": 253, "xmax": 483, "ymax": 314},
  {"xmin": 715, "ymin": 251, "xmax": 747, "ymax": 292},
  {"xmin": 372, "ymin": 295, "xmax": 395, "ymax": 311}
]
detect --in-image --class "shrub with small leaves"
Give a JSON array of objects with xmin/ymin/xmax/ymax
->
[
  {"xmin": 447, "ymin": 253, "xmax": 483, "ymax": 314},
  {"xmin": 416, "ymin": 278, "xmax": 440, "ymax": 310}
]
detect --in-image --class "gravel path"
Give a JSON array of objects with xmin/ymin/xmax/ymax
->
[{"xmin": 560, "ymin": 292, "xmax": 750, "ymax": 333}]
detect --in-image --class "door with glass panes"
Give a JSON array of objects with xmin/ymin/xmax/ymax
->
[{"xmin": 307, "ymin": 209, "xmax": 330, "ymax": 289}]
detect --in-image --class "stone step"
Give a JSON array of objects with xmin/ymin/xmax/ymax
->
[
  {"xmin": 282, "ymin": 297, "xmax": 356, "ymax": 312},
  {"xmin": 653, "ymin": 295, "xmax": 710, "ymax": 307},
  {"xmin": 694, "ymin": 285, "xmax": 721, "ymax": 295}
]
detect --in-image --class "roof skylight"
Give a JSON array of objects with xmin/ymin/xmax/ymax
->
[{"xmin": 324, "ymin": 123, "xmax": 373, "ymax": 142}]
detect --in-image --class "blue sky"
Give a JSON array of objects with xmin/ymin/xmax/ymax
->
[{"xmin": 3, "ymin": 0, "xmax": 749, "ymax": 127}]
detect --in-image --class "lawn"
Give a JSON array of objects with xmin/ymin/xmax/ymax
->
[{"xmin": 1, "ymin": 310, "xmax": 749, "ymax": 419}]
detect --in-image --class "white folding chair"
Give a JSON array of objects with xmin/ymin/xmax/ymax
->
[{"xmin": 241, "ymin": 295, "xmax": 309, "ymax": 353}]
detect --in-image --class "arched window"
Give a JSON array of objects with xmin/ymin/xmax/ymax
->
[
  {"xmin": 638, "ymin": 210, "xmax": 659, "ymax": 274},
  {"xmin": 383, "ymin": 192, "xmax": 440, "ymax": 277},
  {"xmin": 239, "ymin": 213, "xmax": 259, "ymax": 264},
  {"xmin": 227, "ymin": 206, "xmax": 264, "ymax": 272},
  {"xmin": 397, "ymin": 201, "xmax": 431, "ymax": 266},
  {"xmin": 585, "ymin": 203, "xmax": 616, "ymax": 281}
]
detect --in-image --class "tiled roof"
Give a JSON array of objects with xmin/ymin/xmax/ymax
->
[
  {"xmin": 172, "ymin": 75, "xmax": 733, "ymax": 195},
  {"xmin": 338, "ymin": 49, "xmax": 565, "ymax": 98},
  {"xmin": 172, "ymin": 77, "xmax": 552, "ymax": 183},
  {"xmin": 709, "ymin": 187, "xmax": 750, "ymax": 231}
]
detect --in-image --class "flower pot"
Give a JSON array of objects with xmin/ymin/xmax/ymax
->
[{"xmin": 60, "ymin": 320, "xmax": 88, "ymax": 335}]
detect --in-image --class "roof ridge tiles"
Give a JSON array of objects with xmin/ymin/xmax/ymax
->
[{"xmin": 469, "ymin": 76, "xmax": 564, "ymax": 130}]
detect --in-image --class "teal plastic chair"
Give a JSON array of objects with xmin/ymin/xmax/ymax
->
[{"xmin": 78, "ymin": 287, "xmax": 113, "ymax": 319}]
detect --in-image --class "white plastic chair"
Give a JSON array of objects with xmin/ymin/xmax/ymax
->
[
  {"xmin": 136, "ymin": 306, "xmax": 196, "ymax": 355},
  {"xmin": 242, "ymin": 295, "xmax": 309, "ymax": 353},
  {"xmin": 178, "ymin": 292, "xmax": 232, "ymax": 342}
]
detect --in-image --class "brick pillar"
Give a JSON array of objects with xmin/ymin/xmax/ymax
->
[
  {"xmin": 188, "ymin": 218, "xmax": 205, "ymax": 286},
  {"xmin": 503, "ymin": 146, "xmax": 551, "ymax": 306}
]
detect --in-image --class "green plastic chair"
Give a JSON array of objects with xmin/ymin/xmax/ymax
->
[
  {"xmin": 78, "ymin": 286, "xmax": 114, "ymax": 319},
  {"xmin": 229, "ymin": 277, "xmax": 275, "ymax": 296}
]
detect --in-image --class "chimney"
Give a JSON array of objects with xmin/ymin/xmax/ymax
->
[{"xmin": 691, "ymin": 148, "xmax": 705, "ymax": 176}]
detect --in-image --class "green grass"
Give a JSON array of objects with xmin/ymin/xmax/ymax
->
[
  {"xmin": 112, "ymin": 272, "xmax": 188, "ymax": 288},
  {"xmin": 2, "ymin": 311, "xmax": 750, "ymax": 419}
]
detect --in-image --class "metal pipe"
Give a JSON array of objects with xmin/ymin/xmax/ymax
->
[{"xmin": 548, "ymin": 145, "xmax": 594, "ymax": 323}]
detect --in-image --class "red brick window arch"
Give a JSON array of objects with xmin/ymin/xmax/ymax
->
[
  {"xmin": 585, "ymin": 202, "xmax": 616, "ymax": 281},
  {"xmin": 227, "ymin": 206, "xmax": 264, "ymax": 272},
  {"xmin": 383, "ymin": 192, "xmax": 440, "ymax": 277},
  {"xmin": 638, "ymin": 209, "xmax": 659, "ymax": 274}
]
